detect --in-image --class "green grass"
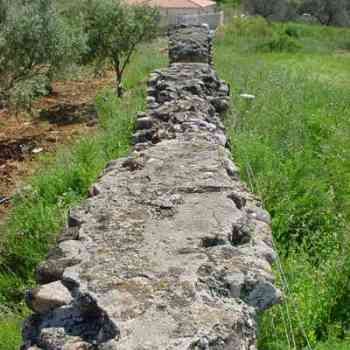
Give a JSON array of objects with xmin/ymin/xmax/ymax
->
[
  {"xmin": 215, "ymin": 17, "xmax": 350, "ymax": 350},
  {"xmin": 0, "ymin": 38, "xmax": 167, "ymax": 349},
  {"xmin": 0, "ymin": 310, "xmax": 23, "ymax": 350}
]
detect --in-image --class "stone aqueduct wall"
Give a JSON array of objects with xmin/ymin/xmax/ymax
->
[{"xmin": 22, "ymin": 25, "xmax": 281, "ymax": 350}]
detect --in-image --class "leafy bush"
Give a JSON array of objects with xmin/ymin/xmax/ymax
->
[
  {"xmin": 259, "ymin": 32, "xmax": 302, "ymax": 52},
  {"xmin": 284, "ymin": 23, "xmax": 301, "ymax": 38},
  {"xmin": 0, "ymin": 0, "xmax": 86, "ymax": 109},
  {"xmin": 223, "ymin": 15, "xmax": 273, "ymax": 38},
  {"xmin": 299, "ymin": 0, "xmax": 349, "ymax": 27},
  {"xmin": 243, "ymin": 0, "xmax": 289, "ymax": 21},
  {"xmin": 219, "ymin": 17, "xmax": 302, "ymax": 53},
  {"xmin": 8, "ymin": 75, "xmax": 52, "ymax": 113}
]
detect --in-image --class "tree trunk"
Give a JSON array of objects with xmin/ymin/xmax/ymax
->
[
  {"xmin": 114, "ymin": 64, "xmax": 123, "ymax": 98},
  {"xmin": 117, "ymin": 83, "xmax": 123, "ymax": 98}
]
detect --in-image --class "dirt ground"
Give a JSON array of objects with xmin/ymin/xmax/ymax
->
[{"xmin": 0, "ymin": 72, "xmax": 115, "ymax": 222}]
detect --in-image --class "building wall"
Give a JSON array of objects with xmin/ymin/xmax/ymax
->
[{"xmin": 158, "ymin": 6, "xmax": 223, "ymax": 29}]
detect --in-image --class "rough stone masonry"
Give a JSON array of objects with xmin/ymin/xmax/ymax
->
[{"xmin": 22, "ymin": 25, "xmax": 281, "ymax": 350}]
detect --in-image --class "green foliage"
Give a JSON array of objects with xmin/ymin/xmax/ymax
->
[
  {"xmin": 284, "ymin": 23, "xmax": 302, "ymax": 37},
  {"xmin": 221, "ymin": 15, "xmax": 273, "ymax": 38},
  {"xmin": 243, "ymin": 0, "xmax": 289, "ymax": 21},
  {"xmin": 81, "ymin": 0, "xmax": 159, "ymax": 97},
  {"xmin": 299, "ymin": 0, "xmax": 349, "ymax": 26},
  {"xmin": 0, "ymin": 0, "xmax": 86, "ymax": 108},
  {"xmin": 241, "ymin": 0, "xmax": 350, "ymax": 26},
  {"xmin": 219, "ymin": 16, "xmax": 350, "ymax": 54},
  {"xmin": 8, "ymin": 75, "xmax": 52, "ymax": 112},
  {"xmin": 0, "ymin": 0, "xmax": 8, "ymax": 24},
  {"xmin": 259, "ymin": 32, "xmax": 302, "ymax": 52},
  {"xmin": 215, "ymin": 19, "xmax": 350, "ymax": 349},
  {"xmin": 217, "ymin": 0, "xmax": 241, "ymax": 6},
  {"xmin": 315, "ymin": 338, "xmax": 350, "ymax": 350},
  {"xmin": 0, "ymin": 309, "xmax": 27, "ymax": 350}
]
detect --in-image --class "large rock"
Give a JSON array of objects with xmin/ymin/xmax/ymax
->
[{"xmin": 25, "ymin": 281, "xmax": 72, "ymax": 314}]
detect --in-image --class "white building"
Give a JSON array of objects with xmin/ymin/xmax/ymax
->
[{"xmin": 127, "ymin": 0, "xmax": 222, "ymax": 28}]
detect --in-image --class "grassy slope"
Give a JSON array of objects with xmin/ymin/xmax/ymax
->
[
  {"xmin": 215, "ymin": 19, "xmax": 350, "ymax": 350},
  {"xmin": 0, "ymin": 39, "xmax": 167, "ymax": 350}
]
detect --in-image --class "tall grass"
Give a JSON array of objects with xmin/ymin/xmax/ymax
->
[
  {"xmin": 0, "ymin": 39, "xmax": 167, "ymax": 349},
  {"xmin": 215, "ymin": 17, "xmax": 350, "ymax": 349}
]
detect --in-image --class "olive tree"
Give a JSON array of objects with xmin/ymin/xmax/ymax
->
[
  {"xmin": 299, "ymin": 0, "xmax": 349, "ymax": 26},
  {"xmin": 243, "ymin": 0, "xmax": 289, "ymax": 21},
  {"xmin": 0, "ymin": 0, "xmax": 86, "ymax": 108},
  {"xmin": 83, "ymin": 0, "xmax": 159, "ymax": 97},
  {"xmin": 0, "ymin": 0, "xmax": 8, "ymax": 24}
]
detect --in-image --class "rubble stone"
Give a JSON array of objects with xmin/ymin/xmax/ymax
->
[{"xmin": 25, "ymin": 281, "xmax": 73, "ymax": 314}]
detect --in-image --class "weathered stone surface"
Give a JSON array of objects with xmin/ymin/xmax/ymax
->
[
  {"xmin": 22, "ymin": 25, "xmax": 280, "ymax": 350},
  {"xmin": 169, "ymin": 25, "xmax": 212, "ymax": 64},
  {"xmin": 25, "ymin": 281, "xmax": 73, "ymax": 314}
]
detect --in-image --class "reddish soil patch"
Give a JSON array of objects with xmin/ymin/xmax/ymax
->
[{"xmin": 0, "ymin": 71, "xmax": 115, "ymax": 222}]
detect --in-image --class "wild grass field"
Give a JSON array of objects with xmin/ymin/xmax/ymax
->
[
  {"xmin": 0, "ymin": 40, "xmax": 167, "ymax": 350},
  {"xmin": 215, "ymin": 17, "xmax": 350, "ymax": 350}
]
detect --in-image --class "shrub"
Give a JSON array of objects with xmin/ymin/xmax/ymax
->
[
  {"xmin": 8, "ymin": 76, "xmax": 52, "ymax": 113},
  {"xmin": 243, "ymin": 0, "xmax": 289, "ymax": 21},
  {"xmin": 224, "ymin": 15, "xmax": 273, "ymax": 37},
  {"xmin": 259, "ymin": 32, "xmax": 302, "ymax": 52},
  {"xmin": 284, "ymin": 23, "xmax": 301, "ymax": 38},
  {"xmin": 0, "ymin": 0, "xmax": 86, "ymax": 109},
  {"xmin": 299, "ymin": 0, "xmax": 349, "ymax": 27}
]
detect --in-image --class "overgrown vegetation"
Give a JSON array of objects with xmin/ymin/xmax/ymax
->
[
  {"xmin": 0, "ymin": 0, "xmax": 86, "ymax": 110},
  {"xmin": 0, "ymin": 40, "xmax": 167, "ymax": 349},
  {"xmin": 215, "ymin": 17, "xmax": 350, "ymax": 350},
  {"xmin": 243, "ymin": 0, "xmax": 350, "ymax": 26},
  {"xmin": 0, "ymin": 0, "xmax": 159, "ymax": 111},
  {"xmin": 81, "ymin": 0, "xmax": 159, "ymax": 97}
]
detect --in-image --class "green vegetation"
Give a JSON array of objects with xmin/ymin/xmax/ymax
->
[
  {"xmin": 215, "ymin": 17, "xmax": 350, "ymax": 349},
  {"xmin": 0, "ymin": 0, "xmax": 86, "ymax": 110},
  {"xmin": 81, "ymin": 0, "xmax": 159, "ymax": 97},
  {"xmin": 0, "ymin": 39, "xmax": 167, "ymax": 349},
  {"xmin": 243, "ymin": 0, "xmax": 350, "ymax": 27},
  {"xmin": 0, "ymin": 310, "xmax": 25, "ymax": 350},
  {"xmin": 0, "ymin": 0, "xmax": 159, "ymax": 110}
]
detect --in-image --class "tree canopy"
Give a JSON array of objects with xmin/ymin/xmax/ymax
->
[
  {"xmin": 243, "ymin": 0, "xmax": 350, "ymax": 26},
  {"xmin": 82, "ymin": 0, "xmax": 159, "ymax": 97},
  {"xmin": 0, "ymin": 0, "xmax": 86, "ymax": 108}
]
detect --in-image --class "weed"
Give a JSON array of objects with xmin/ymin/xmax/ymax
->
[{"xmin": 259, "ymin": 32, "xmax": 302, "ymax": 52}]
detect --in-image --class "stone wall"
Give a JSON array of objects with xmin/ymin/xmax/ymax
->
[
  {"xmin": 157, "ymin": 6, "xmax": 220, "ymax": 30},
  {"xmin": 22, "ymin": 25, "xmax": 281, "ymax": 350},
  {"xmin": 173, "ymin": 12, "xmax": 224, "ymax": 30}
]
